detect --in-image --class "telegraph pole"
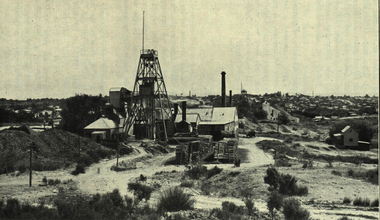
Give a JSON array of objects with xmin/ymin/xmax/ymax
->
[
  {"xmin": 116, "ymin": 133, "xmax": 119, "ymax": 167},
  {"xmin": 29, "ymin": 142, "xmax": 33, "ymax": 187}
]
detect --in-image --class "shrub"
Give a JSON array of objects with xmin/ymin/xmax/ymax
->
[
  {"xmin": 54, "ymin": 179, "xmax": 61, "ymax": 185},
  {"xmin": 87, "ymin": 150, "xmax": 100, "ymax": 163},
  {"xmin": 338, "ymin": 217, "xmax": 352, "ymax": 220},
  {"xmin": 370, "ymin": 198, "xmax": 379, "ymax": 207},
  {"xmin": 127, "ymin": 182, "xmax": 154, "ymax": 206},
  {"xmin": 331, "ymin": 170, "xmax": 342, "ymax": 176},
  {"xmin": 244, "ymin": 198, "xmax": 255, "ymax": 216},
  {"xmin": 343, "ymin": 197, "xmax": 351, "ymax": 204},
  {"xmin": 48, "ymin": 179, "xmax": 55, "ymax": 185},
  {"xmin": 186, "ymin": 164, "xmax": 207, "ymax": 180},
  {"xmin": 157, "ymin": 187, "xmax": 195, "ymax": 212},
  {"xmin": 71, "ymin": 163, "xmax": 85, "ymax": 175},
  {"xmin": 264, "ymin": 167, "xmax": 280, "ymax": 190},
  {"xmin": 282, "ymin": 198, "xmax": 310, "ymax": 220},
  {"xmin": 284, "ymin": 137, "xmax": 293, "ymax": 143},
  {"xmin": 42, "ymin": 176, "xmax": 47, "ymax": 184},
  {"xmin": 278, "ymin": 174, "xmax": 297, "ymax": 195},
  {"xmin": 17, "ymin": 164, "xmax": 27, "ymax": 173},
  {"xmin": 207, "ymin": 166, "xmax": 223, "ymax": 179},
  {"xmin": 365, "ymin": 169, "xmax": 378, "ymax": 184},
  {"xmin": 278, "ymin": 174, "xmax": 308, "ymax": 196},
  {"xmin": 296, "ymin": 185, "xmax": 309, "ymax": 195},
  {"xmin": 267, "ymin": 190, "xmax": 283, "ymax": 219},
  {"xmin": 222, "ymin": 201, "xmax": 238, "ymax": 213},
  {"xmin": 180, "ymin": 180, "xmax": 194, "ymax": 188},
  {"xmin": 78, "ymin": 154, "xmax": 94, "ymax": 167},
  {"xmin": 347, "ymin": 169, "xmax": 354, "ymax": 177},
  {"xmin": 3, "ymin": 198, "xmax": 21, "ymax": 218},
  {"xmin": 234, "ymin": 158, "xmax": 241, "ymax": 167},
  {"xmin": 353, "ymin": 197, "xmax": 371, "ymax": 206},
  {"xmin": 139, "ymin": 174, "xmax": 147, "ymax": 182}
]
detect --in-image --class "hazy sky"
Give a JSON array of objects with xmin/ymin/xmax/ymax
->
[{"xmin": 1, "ymin": 0, "xmax": 378, "ymax": 99}]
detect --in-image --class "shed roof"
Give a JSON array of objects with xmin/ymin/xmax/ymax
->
[
  {"xmin": 211, "ymin": 107, "xmax": 237, "ymax": 124},
  {"xmin": 175, "ymin": 113, "xmax": 200, "ymax": 123},
  {"xmin": 341, "ymin": 125, "xmax": 352, "ymax": 133},
  {"xmin": 187, "ymin": 108, "xmax": 213, "ymax": 121},
  {"xmin": 84, "ymin": 117, "xmax": 119, "ymax": 130}
]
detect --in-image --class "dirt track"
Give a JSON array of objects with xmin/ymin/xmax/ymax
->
[{"xmin": 0, "ymin": 138, "xmax": 378, "ymax": 219}]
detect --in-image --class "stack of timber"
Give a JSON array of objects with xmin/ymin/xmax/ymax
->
[
  {"xmin": 175, "ymin": 135, "xmax": 213, "ymax": 164},
  {"xmin": 213, "ymin": 138, "xmax": 238, "ymax": 162}
]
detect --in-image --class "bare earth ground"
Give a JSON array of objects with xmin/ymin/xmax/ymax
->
[{"xmin": 0, "ymin": 137, "xmax": 378, "ymax": 219}]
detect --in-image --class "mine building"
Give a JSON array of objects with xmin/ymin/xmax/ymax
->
[{"xmin": 83, "ymin": 117, "xmax": 120, "ymax": 142}]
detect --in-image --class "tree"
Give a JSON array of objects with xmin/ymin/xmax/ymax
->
[
  {"xmin": 278, "ymin": 111, "xmax": 290, "ymax": 125},
  {"xmin": 61, "ymin": 94, "xmax": 105, "ymax": 134},
  {"xmin": 264, "ymin": 167, "xmax": 280, "ymax": 190},
  {"xmin": 329, "ymin": 120, "xmax": 375, "ymax": 142},
  {"xmin": 253, "ymin": 109, "xmax": 268, "ymax": 120},
  {"xmin": 267, "ymin": 191, "xmax": 283, "ymax": 220}
]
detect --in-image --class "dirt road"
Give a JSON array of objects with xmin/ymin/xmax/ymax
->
[{"xmin": 238, "ymin": 137, "xmax": 275, "ymax": 166}]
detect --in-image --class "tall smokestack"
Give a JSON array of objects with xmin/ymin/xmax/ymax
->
[
  {"xmin": 181, "ymin": 101, "xmax": 186, "ymax": 122},
  {"xmin": 221, "ymin": 71, "xmax": 226, "ymax": 107},
  {"xmin": 173, "ymin": 103, "xmax": 179, "ymax": 121},
  {"xmin": 229, "ymin": 90, "xmax": 232, "ymax": 107}
]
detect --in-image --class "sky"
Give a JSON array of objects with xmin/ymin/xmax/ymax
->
[{"xmin": 0, "ymin": 0, "xmax": 378, "ymax": 99}]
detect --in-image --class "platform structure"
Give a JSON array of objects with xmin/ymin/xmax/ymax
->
[{"xmin": 123, "ymin": 49, "xmax": 173, "ymax": 141}]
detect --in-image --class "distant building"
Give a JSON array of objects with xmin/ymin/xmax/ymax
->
[
  {"xmin": 262, "ymin": 101, "xmax": 280, "ymax": 121},
  {"xmin": 333, "ymin": 126, "xmax": 361, "ymax": 149}
]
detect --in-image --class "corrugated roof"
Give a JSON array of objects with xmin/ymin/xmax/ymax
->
[
  {"xmin": 211, "ymin": 107, "xmax": 236, "ymax": 124},
  {"xmin": 175, "ymin": 113, "xmax": 200, "ymax": 123},
  {"xmin": 84, "ymin": 117, "xmax": 119, "ymax": 129},
  {"xmin": 187, "ymin": 108, "xmax": 213, "ymax": 121}
]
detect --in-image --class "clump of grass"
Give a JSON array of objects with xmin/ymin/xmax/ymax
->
[
  {"xmin": 353, "ymin": 197, "xmax": 371, "ymax": 206},
  {"xmin": 157, "ymin": 187, "xmax": 195, "ymax": 212},
  {"xmin": 139, "ymin": 174, "xmax": 147, "ymax": 182},
  {"xmin": 347, "ymin": 168, "xmax": 378, "ymax": 184},
  {"xmin": 180, "ymin": 180, "xmax": 194, "ymax": 188},
  {"xmin": 370, "ymin": 198, "xmax": 379, "ymax": 207},
  {"xmin": 206, "ymin": 166, "xmax": 223, "ymax": 179},
  {"xmin": 331, "ymin": 170, "xmax": 342, "ymax": 176},
  {"xmin": 342, "ymin": 197, "xmax": 351, "ymax": 204},
  {"xmin": 338, "ymin": 217, "xmax": 352, "ymax": 220},
  {"xmin": 186, "ymin": 164, "xmax": 207, "ymax": 180},
  {"xmin": 42, "ymin": 176, "xmax": 47, "ymax": 184},
  {"xmin": 282, "ymin": 198, "xmax": 310, "ymax": 220}
]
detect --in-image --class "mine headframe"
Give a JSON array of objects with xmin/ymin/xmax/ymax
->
[{"xmin": 123, "ymin": 49, "xmax": 174, "ymax": 141}]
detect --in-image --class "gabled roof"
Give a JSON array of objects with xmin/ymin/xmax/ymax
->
[
  {"xmin": 211, "ymin": 107, "xmax": 237, "ymax": 124},
  {"xmin": 187, "ymin": 108, "xmax": 213, "ymax": 121},
  {"xmin": 175, "ymin": 113, "xmax": 200, "ymax": 123},
  {"xmin": 84, "ymin": 117, "xmax": 119, "ymax": 130}
]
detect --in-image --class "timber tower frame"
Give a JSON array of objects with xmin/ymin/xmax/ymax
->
[{"xmin": 123, "ymin": 49, "xmax": 173, "ymax": 141}]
